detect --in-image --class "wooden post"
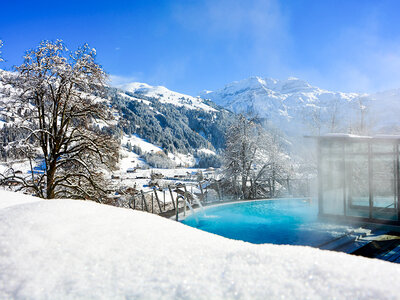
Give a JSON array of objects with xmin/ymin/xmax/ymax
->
[
  {"xmin": 183, "ymin": 185, "xmax": 189, "ymax": 217},
  {"xmin": 199, "ymin": 182, "xmax": 204, "ymax": 203},
  {"xmin": 169, "ymin": 185, "xmax": 176, "ymax": 209},
  {"xmin": 163, "ymin": 190, "xmax": 166, "ymax": 210},
  {"xmin": 141, "ymin": 190, "xmax": 148, "ymax": 212},
  {"xmin": 141, "ymin": 191, "xmax": 144, "ymax": 211},
  {"xmin": 183, "ymin": 184, "xmax": 189, "ymax": 203},
  {"xmin": 151, "ymin": 193, "xmax": 154, "ymax": 213},
  {"xmin": 154, "ymin": 188, "xmax": 162, "ymax": 213},
  {"xmin": 175, "ymin": 194, "xmax": 179, "ymax": 221},
  {"xmin": 183, "ymin": 196, "xmax": 186, "ymax": 217},
  {"xmin": 129, "ymin": 195, "xmax": 136, "ymax": 210},
  {"xmin": 216, "ymin": 181, "xmax": 222, "ymax": 201}
]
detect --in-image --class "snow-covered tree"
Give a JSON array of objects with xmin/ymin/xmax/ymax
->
[
  {"xmin": 222, "ymin": 115, "xmax": 257, "ymax": 198},
  {"xmin": 0, "ymin": 40, "xmax": 118, "ymax": 200},
  {"xmin": 222, "ymin": 115, "xmax": 291, "ymax": 199}
]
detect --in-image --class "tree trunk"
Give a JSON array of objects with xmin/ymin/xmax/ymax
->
[{"xmin": 46, "ymin": 159, "xmax": 57, "ymax": 199}]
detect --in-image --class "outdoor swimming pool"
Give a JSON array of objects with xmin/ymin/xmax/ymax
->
[{"xmin": 182, "ymin": 198, "xmax": 356, "ymax": 246}]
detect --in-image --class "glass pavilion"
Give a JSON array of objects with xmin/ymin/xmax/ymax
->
[{"xmin": 317, "ymin": 134, "xmax": 400, "ymax": 225}]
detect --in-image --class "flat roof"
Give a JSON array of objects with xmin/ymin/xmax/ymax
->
[{"xmin": 305, "ymin": 133, "xmax": 400, "ymax": 141}]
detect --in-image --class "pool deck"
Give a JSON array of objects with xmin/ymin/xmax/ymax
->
[
  {"xmin": 317, "ymin": 228, "xmax": 400, "ymax": 263},
  {"xmin": 351, "ymin": 232, "xmax": 400, "ymax": 263}
]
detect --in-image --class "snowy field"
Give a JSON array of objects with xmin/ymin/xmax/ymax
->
[{"xmin": 1, "ymin": 191, "xmax": 400, "ymax": 299}]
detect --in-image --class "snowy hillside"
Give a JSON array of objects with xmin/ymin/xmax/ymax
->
[
  {"xmin": 200, "ymin": 76, "xmax": 366, "ymax": 136},
  {"xmin": 0, "ymin": 69, "xmax": 232, "ymax": 169},
  {"xmin": 1, "ymin": 190, "xmax": 400, "ymax": 299},
  {"xmin": 118, "ymin": 82, "xmax": 217, "ymax": 112}
]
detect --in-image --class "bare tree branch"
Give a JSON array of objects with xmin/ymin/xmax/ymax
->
[{"xmin": 0, "ymin": 40, "xmax": 118, "ymax": 201}]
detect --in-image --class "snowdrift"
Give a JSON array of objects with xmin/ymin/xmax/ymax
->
[{"xmin": 0, "ymin": 190, "xmax": 399, "ymax": 299}]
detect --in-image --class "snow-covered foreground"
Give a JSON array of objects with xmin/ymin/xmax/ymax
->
[{"xmin": 0, "ymin": 191, "xmax": 399, "ymax": 299}]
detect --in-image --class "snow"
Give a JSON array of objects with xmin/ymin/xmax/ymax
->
[
  {"xmin": 121, "ymin": 134, "xmax": 196, "ymax": 167},
  {"xmin": 117, "ymin": 92, "xmax": 152, "ymax": 106},
  {"xmin": 122, "ymin": 134, "xmax": 162, "ymax": 154},
  {"xmin": 1, "ymin": 190, "xmax": 400, "ymax": 299},
  {"xmin": 198, "ymin": 148, "xmax": 216, "ymax": 156},
  {"xmin": 199, "ymin": 76, "xmax": 362, "ymax": 138},
  {"xmin": 118, "ymin": 82, "xmax": 218, "ymax": 112}
]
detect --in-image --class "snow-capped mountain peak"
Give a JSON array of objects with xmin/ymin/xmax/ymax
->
[
  {"xmin": 200, "ymin": 76, "xmax": 363, "ymax": 136},
  {"xmin": 117, "ymin": 82, "xmax": 217, "ymax": 112}
]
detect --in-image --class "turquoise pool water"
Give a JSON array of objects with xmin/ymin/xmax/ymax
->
[{"xmin": 182, "ymin": 199, "xmax": 355, "ymax": 246}]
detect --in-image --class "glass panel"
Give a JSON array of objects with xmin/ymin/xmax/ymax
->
[
  {"xmin": 321, "ymin": 142, "xmax": 344, "ymax": 216},
  {"xmin": 321, "ymin": 140, "xmax": 342, "ymax": 155},
  {"xmin": 346, "ymin": 141, "xmax": 368, "ymax": 155},
  {"xmin": 345, "ymin": 143, "xmax": 370, "ymax": 218},
  {"xmin": 372, "ymin": 144, "xmax": 397, "ymax": 221},
  {"xmin": 372, "ymin": 143, "xmax": 395, "ymax": 154}
]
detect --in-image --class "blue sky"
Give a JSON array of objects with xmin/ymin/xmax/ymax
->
[{"xmin": 1, "ymin": 0, "xmax": 400, "ymax": 95}]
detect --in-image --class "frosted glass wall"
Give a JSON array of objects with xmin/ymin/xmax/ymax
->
[
  {"xmin": 319, "ymin": 138, "xmax": 399, "ymax": 223},
  {"xmin": 345, "ymin": 142, "xmax": 369, "ymax": 218},
  {"xmin": 320, "ymin": 140, "xmax": 344, "ymax": 215},
  {"xmin": 371, "ymin": 144, "xmax": 397, "ymax": 220}
]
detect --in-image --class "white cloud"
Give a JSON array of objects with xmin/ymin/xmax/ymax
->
[{"xmin": 108, "ymin": 74, "xmax": 138, "ymax": 87}]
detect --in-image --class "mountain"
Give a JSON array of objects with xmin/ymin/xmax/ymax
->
[
  {"xmin": 118, "ymin": 82, "xmax": 217, "ymax": 112},
  {"xmin": 0, "ymin": 71, "xmax": 234, "ymax": 168},
  {"xmin": 4, "ymin": 68, "xmax": 400, "ymax": 170},
  {"xmin": 200, "ymin": 76, "xmax": 367, "ymax": 137},
  {"xmin": 110, "ymin": 83, "xmax": 234, "ymax": 152}
]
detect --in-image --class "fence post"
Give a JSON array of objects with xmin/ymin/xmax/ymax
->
[
  {"xmin": 163, "ymin": 190, "xmax": 166, "ymax": 210},
  {"xmin": 154, "ymin": 188, "xmax": 162, "ymax": 213},
  {"xmin": 183, "ymin": 184, "xmax": 189, "ymax": 203},
  {"xmin": 175, "ymin": 194, "xmax": 179, "ymax": 221},
  {"xmin": 141, "ymin": 190, "xmax": 148, "ymax": 212},
  {"xmin": 141, "ymin": 190, "xmax": 144, "ymax": 211},
  {"xmin": 199, "ymin": 181, "xmax": 204, "ymax": 203},
  {"xmin": 216, "ymin": 181, "xmax": 222, "ymax": 201},
  {"xmin": 169, "ymin": 185, "xmax": 176, "ymax": 210}
]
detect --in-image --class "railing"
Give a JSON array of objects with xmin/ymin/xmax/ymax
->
[
  {"xmin": 122, "ymin": 177, "xmax": 314, "ymax": 220},
  {"xmin": 125, "ymin": 182, "xmax": 209, "ymax": 219}
]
